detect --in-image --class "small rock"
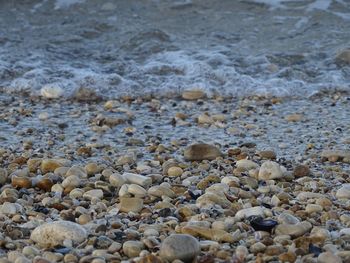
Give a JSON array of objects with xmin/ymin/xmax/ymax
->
[
  {"xmin": 236, "ymin": 159, "xmax": 259, "ymax": 171},
  {"xmin": 293, "ymin": 164, "xmax": 310, "ymax": 178},
  {"xmin": 181, "ymin": 226, "xmax": 234, "ymax": 243},
  {"xmin": 196, "ymin": 193, "xmax": 231, "ymax": 208},
  {"xmin": 123, "ymin": 173, "xmax": 152, "ymax": 188},
  {"xmin": 258, "ymin": 161, "xmax": 284, "ymax": 180},
  {"xmin": 305, "ymin": 204, "xmax": 323, "ymax": 214},
  {"xmin": 318, "ymin": 252, "xmax": 342, "ymax": 263},
  {"xmin": 109, "ymin": 173, "xmax": 127, "ymax": 188},
  {"xmin": 83, "ymin": 189, "xmax": 103, "ymax": 200},
  {"xmin": 40, "ymin": 85, "xmax": 63, "ymax": 99},
  {"xmin": 148, "ymin": 185, "xmax": 175, "ymax": 198},
  {"xmin": 275, "ymin": 221, "xmax": 312, "ymax": 238},
  {"xmin": 335, "ymin": 49, "xmax": 350, "ymax": 65},
  {"xmin": 41, "ymin": 159, "xmax": 69, "ymax": 174},
  {"xmin": 184, "ymin": 144, "xmax": 222, "ymax": 161},
  {"xmin": 258, "ymin": 150, "xmax": 276, "ymax": 160},
  {"xmin": 159, "ymin": 234, "xmax": 200, "ymax": 263},
  {"xmin": 235, "ymin": 207, "xmax": 267, "ymax": 220},
  {"xmin": 30, "ymin": 221, "xmax": 87, "ymax": 248},
  {"xmin": 336, "ymin": 184, "xmax": 350, "ymax": 200},
  {"xmin": 0, "ymin": 168, "xmax": 8, "ymax": 185},
  {"xmin": 285, "ymin": 114, "xmax": 303, "ymax": 122},
  {"xmin": 182, "ymin": 89, "xmax": 206, "ymax": 100},
  {"xmin": 122, "ymin": 241, "xmax": 144, "ymax": 258},
  {"xmin": 167, "ymin": 166, "xmax": 183, "ymax": 177},
  {"xmin": 296, "ymin": 192, "xmax": 324, "ymax": 201},
  {"xmin": 119, "ymin": 197, "xmax": 143, "ymax": 213},
  {"xmin": 0, "ymin": 202, "xmax": 18, "ymax": 215}
]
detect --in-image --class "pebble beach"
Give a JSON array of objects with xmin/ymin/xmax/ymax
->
[{"xmin": 0, "ymin": 89, "xmax": 350, "ymax": 262}]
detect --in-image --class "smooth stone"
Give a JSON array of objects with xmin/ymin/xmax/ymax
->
[
  {"xmin": 62, "ymin": 175, "xmax": 81, "ymax": 188},
  {"xmin": 123, "ymin": 173, "xmax": 152, "ymax": 188},
  {"xmin": 258, "ymin": 150, "xmax": 276, "ymax": 160},
  {"xmin": 196, "ymin": 193, "xmax": 231, "ymax": 208},
  {"xmin": 127, "ymin": 184, "xmax": 147, "ymax": 198},
  {"xmin": 293, "ymin": 164, "xmax": 310, "ymax": 178},
  {"xmin": 336, "ymin": 184, "xmax": 350, "ymax": 199},
  {"xmin": 182, "ymin": 89, "xmax": 206, "ymax": 100},
  {"xmin": 321, "ymin": 150, "xmax": 350, "ymax": 161},
  {"xmin": 277, "ymin": 213, "xmax": 300, "ymax": 225},
  {"xmin": 30, "ymin": 221, "xmax": 87, "ymax": 248},
  {"xmin": 122, "ymin": 241, "xmax": 144, "ymax": 258},
  {"xmin": 235, "ymin": 207, "xmax": 267, "ymax": 220},
  {"xmin": 335, "ymin": 49, "xmax": 350, "ymax": 65},
  {"xmin": 305, "ymin": 204, "xmax": 323, "ymax": 213},
  {"xmin": 109, "ymin": 173, "xmax": 127, "ymax": 188},
  {"xmin": 184, "ymin": 144, "xmax": 222, "ymax": 161},
  {"xmin": 258, "ymin": 161, "xmax": 284, "ymax": 180},
  {"xmin": 0, "ymin": 202, "xmax": 18, "ymax": 215},
  {"xmin": 148, "ymin": 185, "xmax": 175, "ymax": 198},
  {"xmin": 159, "ymin": 234, "xmax": 200, "ymax": 263},
  {"xmin": 275, "ymin": 221, "xmax": 312, "ymax": 238},
  {"xmin": 236, "ymin": 159, "xmax": 259, "ymax": 170},
  {"xmin": 41, "ymin": 159, "xmax": 70, "ymax": 174},
  {"xmin": 250, "ymin": 242, "xmax": 266, "ymax": 254},
  {"xmin": 66, "ymin": 165, "xmax": 87, "ymax": 178},
  {"xmin": 167, "ymin": 167, "xmax": 183, "ymax": 177},
  {"xmin": 318, "ymin": 252, "xmax": 342, "ymax": 263},
  {"xmin": 296, "ymin": 192, "xmax": 324, "ymax": 201},
  {"xmin": 83, "ymin": 189, "xmax": 103, "ymax": 200},
  {"xmin": 197, "ymin": 113, "xmax": 214, "ymax": 125},
  {"xmin": 40, "ymin": 85, "xmax": 63, "ymax": 99},
  {"xmin": 85, "ymin": 163, "xmax": 101, "ymax": 176},
  {"xmin": 119, "ymin": 197, "xmax": 143, "ymax": 213}
]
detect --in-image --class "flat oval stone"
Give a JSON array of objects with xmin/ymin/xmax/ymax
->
[
  {"xmin": 159, "ymin": 234, "xmax": 200, "ymax": 263},
  {"xmin": 30, "ymin": 221, "xmax": 87, "ymax": 248},
  {"xmin": 184, "ymin": 144, "xmax": 222, "ymax": 161}
]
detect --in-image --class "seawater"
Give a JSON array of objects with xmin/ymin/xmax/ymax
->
[{"xmin": 0, "ymin": 0, "xmax": 350, "ymax": 98}]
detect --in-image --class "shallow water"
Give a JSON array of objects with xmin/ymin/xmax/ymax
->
[{"xmin": 1, "ymin": 0, "xmax": 350, "ymax": 98}]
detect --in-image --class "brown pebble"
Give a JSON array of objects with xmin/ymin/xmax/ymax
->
[
  {"xmin": 293, "ymin": 164, "xmax": 310, "ymax": 178},
  {"xmin": 11, "ymin": 176, "xmax": 32, "ymax": 189},
  {"xmin": 36, "ymin": 178, "xmax": 54, "ymax": 192}
]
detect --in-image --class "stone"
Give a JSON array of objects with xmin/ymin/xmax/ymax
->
[
  {"xmin": 0, "ymin": 202, "xmax": 18, "ymax": 215},
  {"xmin": 182, "ymin": 89, "xmax": 206, "ymax": 100},
  {"xmin": 83, "ymin": 189, "xmax": 103, "ymax": 200},
  {"xmin": 293, "ymin": 164, "xmax": 310, "ymax": 178},
  {"xmin": 159, "ymin": 234, "xmax": 200, "ymax": 263},
  {"xmin": 258, "ymin": 161, "xmax": 284, "ymax": 180},
  {"xmin": 197, "ymin": 113, "xmax": 214, "ymax": 125},
  {"xmin": 123, "ymin": 173, "xmax": 152, "ymax": 188},
  {"xmin": 148, "ymin": 185, "xmax": 175, "ymax": 198},
  {"xmin": 127, "ymin": 184, "xmax": 147, "ymax": 198},
  {"xmin": 122, "ymin": 241, "xmax": 144, "ymax": 258},
  {"xmin": 335, "ymin": 49, "xmax": 350, "ymax": 65},
  {"xmin": 27, "ymin": 158, "xmax": 42, "ymax": 172},
  {"xmin": 85, "ymin": 163, "xmax": 101, "ymax": 176},
  {"xmin": 235, "ymin": 207, "xmax": 267, "ymax": 220},
  {"xmin": 167, "ymin": 166, "xmax": 183, "ymax": 177},
  {"xmin": 336, "ymin": 184, "xmax": 350, "ymax": 199},
  {"xmin": 40, "ymin": 85, "xmax": 63, "ymax": 99},
  {"xmin": 258, "ymin": 150, "xmax": 276, "ymax": 160},
  {"xmin": 62, "ymin": 175, "xmax": 81, "ymax": 188},
  {"xmin": 277, "ymin": 213, "xmax": 300, "ymax": 225},
  {"xmin": 196, "ymin": 193, "xmax": 231, "ymax": 208},
  {"xmin": 275, "ymin": 221, "xmax": 312, "ymax": 238},
  {"xmin": 285, "ymin": 114, "xmax": 303, "ymax": 122},
  {"xmin": 321, "ymin": 150, "xmax": 350, "ymax": 162},
  {"xmin": 236, "ymin": 159, "xmax": 259, "ymax": 170},
  {"xmin": 11, "ymin": 176, "xmax": 32, "ymax": 189},
  {"xmin": 279, "ymin": 251, "xmax": 297, "ymax": 263},
  {"xmin": 250, "ymin": 242, "xmax": 266, "ymax": 254},
  {"xmin": 109, "ymin": 173, "xmax": 127, "ymax": 188},
  {"xmin": 119, "ymin": 197, "xmax": 143, "ymax": 213},
  {"xmin": 318, "ymin": 252, "xmax": 342, "ymax": 263},
  {"xmin": 305, "ymin": 204, "xmax": 323, "ymax": 214},
  {"xmin": 30, "ymin": 221, "xmax": 87, "ymax": 248},
  {"xmin": 41, "ymin": 159, "xmax": 70, "ymax": 174},
  {"xmin": 66, "ymin": 165, "xmax": 87, "ymax": 178},
  {"xmin": 184, "ymin": 144, "xmax": 222, "ymax": 161}
]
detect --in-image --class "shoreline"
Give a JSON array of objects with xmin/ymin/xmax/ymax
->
[{"xmin": 0, "ymin": 90, "xmax": 350, "ymax": 262}]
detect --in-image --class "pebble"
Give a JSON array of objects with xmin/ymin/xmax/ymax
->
[
  {"xmin": 119, "ymin": 197, "xmax": 143, "ymax": 213},
  {"xmin": 40, "ymin": 85, "xmax": 64, "ymax": 99},
  {"xmin": 275, "ymin": 221, "xmax": 312, "ymax": 238},
  {"xmin": 41, "ymin": 159, "xmax": 69, "ymax": 174},
  {"xmin": 318, "ymin": 252, "xmax": 342, "ymax": 263},
  {"xmin": 293, "ymin": 164, "xmax": 310, "ymax": 178},
  {"xmin": 83, "ymin": 189, "xmax": 103, "ymax": 200},
  {"xmin": 181, "ymin": 226, "xmax": 234, "ymax": 243},
  {"xmin": 30, "ymin": 221, "xmax": 88, "ymax": 248},
  {"xmin": 184, "ymin": 144, "xmax": 222, "ymax": 161},
  {"xmin": 148, "ymin": 185, "xmax": 175, "ymax": 198},
  {"xmin": 123, "ymin": 172, "xmax": 152, "ymax": 188},
  {"xmin": 336, "ymin": 184, "xmax": 350, "ymax": 200},
  {"xmin": 122, "ymin": 241, "xmax": 144, "ymax": 258},
  {"xmin": 196, "ymin": 192, "xmax": 231, "ymax": 208},
  {"xmin": 335, "ymin": 49, "xmax": 350, "ymax": 65},
  {"xmin": 236, "ymin": 159, "xmax": 259, "ymax": 170},
  {"xmin": 258, "ymin": 161, "xmax": 284, "ymax": 180},
  {"xmin": 159, "ymin": 234, "xmax": 200, "ymax": 263},
  {"xmin": 305, "ymin": 204, "xmax": 323, "ymax": 213},
  {"xmin": 235, "ymin": 207, "xmax": 267, "ymax": 220},
  {"xmin": 182, "ymin": 89, "xmax": 206, "ymax": 100},
  {"xmin": 0, "ymin": 168, "xmax": 8, "ymax": 185},
  {"xmin": 167, "ymin": 166, "xmax": 183, "ymax": 177},
  {"xmin": 127, "ymin": 184, "xmax": 147, "ymax": 197},
  {"xmin": 109, "ymin": 173, "xmax": 127, "ymax": 188}
]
